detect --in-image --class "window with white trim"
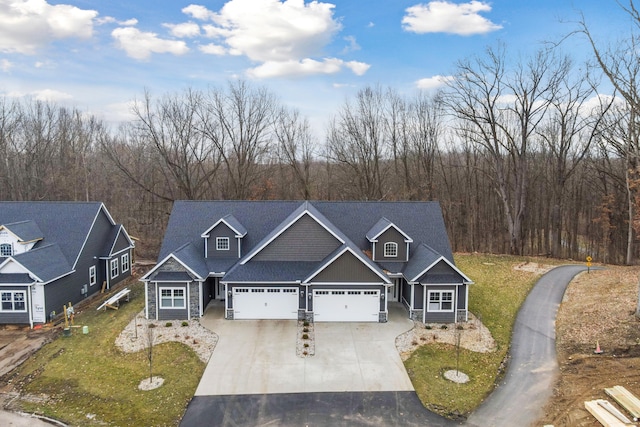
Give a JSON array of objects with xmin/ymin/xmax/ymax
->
[
  {"xmin": 0, "ymin": 243, "xmax": 12, "ymax": 257},
  {"xmin": 110, "ymin": 258, "xmax": 119, "ymax": 279},
  {"xmin": 216, "ymin": 237, "xmax": 230, "ymax": 251},
  {"xmin": 384, "ymin": 242, "xmax": 398, "ymax": 257},
  {"xmin": 121, "ymin": 253, "xmax": 130, "ymax": 273},
  {"xmin": 160, "ymin": 288, "xmax": 185, "ymax": 309},
  {"xmin": 1, "ymin": 291, "xmax": 26, "ymax": 311},
  {"xmin": 428, "ymin": 290, "xmax": 454, "ymax": 312},
  {"xmin": 89, "ymin": 265, "xmax": 96, "ymax": 286}
]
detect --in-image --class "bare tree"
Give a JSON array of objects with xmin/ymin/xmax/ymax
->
[
  {"xmin": 198, "ymin": 81, "xmax": 277, "ymax": 199},
  {"xmin": 274, "ymin": 108, "xmax": 315, "ymax": 199},
  {"xmin": 578, "ymin": 2, "xmax": 640, "ymax": 264},
  {"xmin": 327, "ymin": 86, "xmax": 390, "ymax": 200},
  {"xmin": 443, "ymin": 46, "xmax": 568, "ymax": 255}
]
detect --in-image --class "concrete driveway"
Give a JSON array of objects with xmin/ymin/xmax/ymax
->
[{"xmin": 195, "ymin": 303, "xmax": 414, "ymax": 396}]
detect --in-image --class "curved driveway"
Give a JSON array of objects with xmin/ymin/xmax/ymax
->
[
  {"xmin": 467, "ymin": 264, "xmax": 588, "ymax": 427},
  {"xmin": 181, "ymin": 265, "xmax": 587, "ymax": 427}
]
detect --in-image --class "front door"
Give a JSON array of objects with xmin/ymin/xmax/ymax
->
[{"xmin": 387, "ymin": 279, "xmax": 401, "ymax": 302}]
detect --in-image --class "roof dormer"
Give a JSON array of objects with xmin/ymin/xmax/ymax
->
[
  {"xmin": 0, "ymin": 221, "xmax": 43, "ymax": 256},
  {"xmin": 366, "ymin": 217, "xmax": 413, "ymax": 262},
  {"xmin": 201, "ymin": 214, "xmax": 247, "ymax": 259}
]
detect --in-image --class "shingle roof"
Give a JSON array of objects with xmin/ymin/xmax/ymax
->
[
  {"xmin": 160, "ymin": 200, "xmax": 453, "ymax": 262},
  {"xmin": 365, "ymin": 217, "xmax": 413, "ymax": 242},
  {"xmin": 2, "ymin": 220, "xmax": 43, "ymax": 243},
  {"xmin": 0, "ymin": 273, "xmax": 33, "ymax": 284},
  {"xmin": 12, "ymin": 244, "xmax": 72, "ymax": 283},
  {"xmin": 403, "ymin": 244, "xmax": 443, "ymax": 282},
  {"xmin": 0, "ymin": 202, "xmax": 105, "ymax": 266},
  {"xmin": 157, "ymin": 200, "xmax": 458, "ymax": 285}
]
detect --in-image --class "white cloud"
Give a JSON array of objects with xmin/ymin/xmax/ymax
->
[
  {"xmin": 111, "ymin": 27, "xmax": 189, "ymax": 60},
  {"xmin": 416, "ymin": 74, "xmax": 454, "ymax": 89},
  {"xmin": 187, "ymin": 0, "xmax": 341, "ymax": 62},
  {"xmin": 96, "ymin": 16, "xmax": 138, "ymax": 26},
  {"xmin": 344, "ymin": 61, "xmax": 370, "ymax": 76},
  {"xmin": 402, "ymin": 1, "xmax": 502, "ymax": 36},
  {"xmin": 247, "ymin": 57, "xmax": 370, "ymax": 79},
  {"xmin": 182, "ymin": 4, "xmax": 217, "ymax": 21},
  {"xmin": 164, "ymin": 22, "xmax": 201, "ymax": 38},
  {"xmin": 0, "ymin": 58, "xmax": 12, "ymax": 71},
  {"xmin": 0, "ymin": 0, "xmax": 98, "ymax": 54},
  {"xmin": 32, "ymin": 88, "xmax": 73, "ymax": 102},
  {"xmin": 199, "ymin": 43, "xmax": 226, "ymax": 55},
  {"xmin": 342, "ymin": 35, "xmax": 360, "ymax": 54}
]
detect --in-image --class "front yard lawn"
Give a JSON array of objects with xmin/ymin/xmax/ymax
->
[{"xmin": 9, "ymin": 280, "xmax": 205, "ymax": 427}]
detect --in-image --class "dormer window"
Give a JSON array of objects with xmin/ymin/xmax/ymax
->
[
  {"xmin": 216, "ymin": 237, "xmax": 230, "ymax": 251},
  {"xmin": 384, "ymin": 242, "xmax": 398, "ymax": 258},
  {"xmin": 0, "ymin": 243, "xmax": 12, "ymax": 257}
]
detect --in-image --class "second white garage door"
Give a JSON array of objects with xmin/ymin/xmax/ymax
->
[
  {"xmin": 313, "ymin": 289, "xmax": 380, "ymax": 322},
  {"xmin": 233, "ymin": 287, "xmax": 299, "ymax": 320}
]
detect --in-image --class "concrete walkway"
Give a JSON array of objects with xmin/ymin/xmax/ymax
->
[
  {"xmin": 195, "ymin": 302, "xmax": 414, "ymax": 395},
  {"xmin": 467, "ymin": 265, "xmax": 588, "ymax": 427}
]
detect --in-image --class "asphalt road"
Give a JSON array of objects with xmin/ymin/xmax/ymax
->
[
  {"xmin": 467, "ymin": 264, "xmax": 589, "ymax": 427},
  {"xmin": 180, "ymin": 265, "xmax": 588, "ymax": 427}
]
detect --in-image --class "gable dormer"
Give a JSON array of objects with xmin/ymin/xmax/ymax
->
[
  {"xmin": 366, "ymin": 217, "xmax": 413, "ymax": 262},
  {"xmin": 201, "ymin": 214, "xmax": 247, "ymax": 259},
  {"xmin": 0, "ymin": 221, "xmax": 44, "ymax": 257}
]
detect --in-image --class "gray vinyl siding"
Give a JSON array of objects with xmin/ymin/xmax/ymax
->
[
  {"xmin": 44, "ymin": 274, "xmax": 78, "ymax": 318},
  {"xmin": 424, "ymin": 285, "xmax": 457, "ymax": 323},
  {"xmin": 207, "ymin": 224, "xmax": 240, "ymax": 259},
  {"xmin": 157, "ymin": 283, "xmax": 189, "ymax": 321},
  {"xmin": 112, "ymin": 230, "xmax": 131, "ymax": 254},
  {"xmin": 77, "ymin": 210, "xmax": 120, "ymax": 296},
  {"xmin": 413, "ymin": 284, "xmax": 424, "ymax": 309},
  {"xmin": 374, "ymin": 228, "xmax": 408, "ymax": 261},
  {"xmin": 108, "ymin": 249, "xmax": 133, "ymax": 285},
  {"xmin": 0, "ymin": 285, "xmax": 30, "ymax": 324},
  {"xmin": 253, "ymin": 214, "xmax": 341, "ymax": 262},
  {"xmin": 402, "ymin": 279, "xmax": 412, "ymax": 307},
  {"xmin": 310, "ymin": 251, "xmax": 382, "ymax": 283},
  {"xmin": 457, "ymin": 284, "xmax": 467, "ymax": 309}
]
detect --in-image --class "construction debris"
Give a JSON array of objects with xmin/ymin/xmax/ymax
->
[
  {"xmin": 606, "ymin": 386, "xmax": 640, "ymax": 422},
  {"xmin": 585, "ymin": 399, "xmax": 636, "ymax": 427}
]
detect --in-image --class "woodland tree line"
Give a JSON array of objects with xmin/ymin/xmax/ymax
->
[{"xmin": 1, "ymin": 5, "xmax": 640, "ymax": 264}]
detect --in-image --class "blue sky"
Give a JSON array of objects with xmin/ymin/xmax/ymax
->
[{"xmin": 0, "ymin": 0, "xmax": 633, "ymax": 134}]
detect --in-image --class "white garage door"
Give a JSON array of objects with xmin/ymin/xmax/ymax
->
[
  {"xmin": 233, "ymin": 287, "xmax": 299, "ymax": 320},
  {"xmin": 313, "ymin": 289, "xmax": 380, "ymax": 322}
]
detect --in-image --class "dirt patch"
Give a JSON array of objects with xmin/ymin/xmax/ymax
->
[{"xmin": 539, "ymin": 267, "xmax": 640, "ymax": 426}]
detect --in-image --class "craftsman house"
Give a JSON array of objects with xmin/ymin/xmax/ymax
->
[
  {"xmin": 142, "ymin": 200, "xmax": 471, "ymax": 323},
  {"xmin": 0, "ymin": 202, "xmax": 135, "ymax": 327}
]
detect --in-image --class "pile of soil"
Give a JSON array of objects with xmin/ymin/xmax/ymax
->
[{"xmin": 539, "ymin": 266, "xmax": 640, "ymax": 426}]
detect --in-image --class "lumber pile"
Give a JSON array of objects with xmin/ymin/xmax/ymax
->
[
  {"xmin": 585, "ymin": 400, "xmax": 635, "ymax": 426},
  {"xmin": 586, "ymin": 386, "xmax": 640, "ymax": 427},
  {"xmin": 606, "ymin": 386, "xmax": 640, "ymax": 421},
  {"xmin": 96, "ymin": 288, "xmax": 131, "ymax": 311}
]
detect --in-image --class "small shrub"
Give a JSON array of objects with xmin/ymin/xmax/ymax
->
[
  {"xmin": 456, "ymin": 325, "xmax": 464, "ymax": 330},
  {"xmin": 193, "ymin": 339, "xmax": 198, "ymax": 344},
  {"xmin": 425, "ymin": 325, "xmax": 432, "ymax": 330},
  {"xmin": 148, "ymin": 323, "xmax": 156, "ymax": 328},
  {"xmin": 304, "ymin": 343, "xmax": 309, "ymax": 348},
  {"xmin": 303, "ymin": 321, "xmax": 310, "ymax": 327},
  {"xmin": 303, "ymin": 327, "xmax": 309, "ymax": 333},
  {"xmin": 440, "ymin": 324, "xmax": 448, "ymax": 330},
  {"xmin": 165, "ymin": 322, "xmax": 173, "ymax": 327},
  {"xmin": 411, "ymin": 340, "xmax": 419, "ymax": 346},
  {"xmin": 175, "ymin": 334, "xmax": 180, "ymax": 338},
  {"xmin": 302, "ymin": 333, "xmax": 309, "ymax": 340},
  {"xmin": 181, "ymin": 321, "xmax": 189, "ymax": 327},
  {"xmin": 302, "ymin": 351, "xmax": 308, "ymax": 356},
  {"xmin": 419, "ymin": 336, "xmax": 426, "ymax": 341}
]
